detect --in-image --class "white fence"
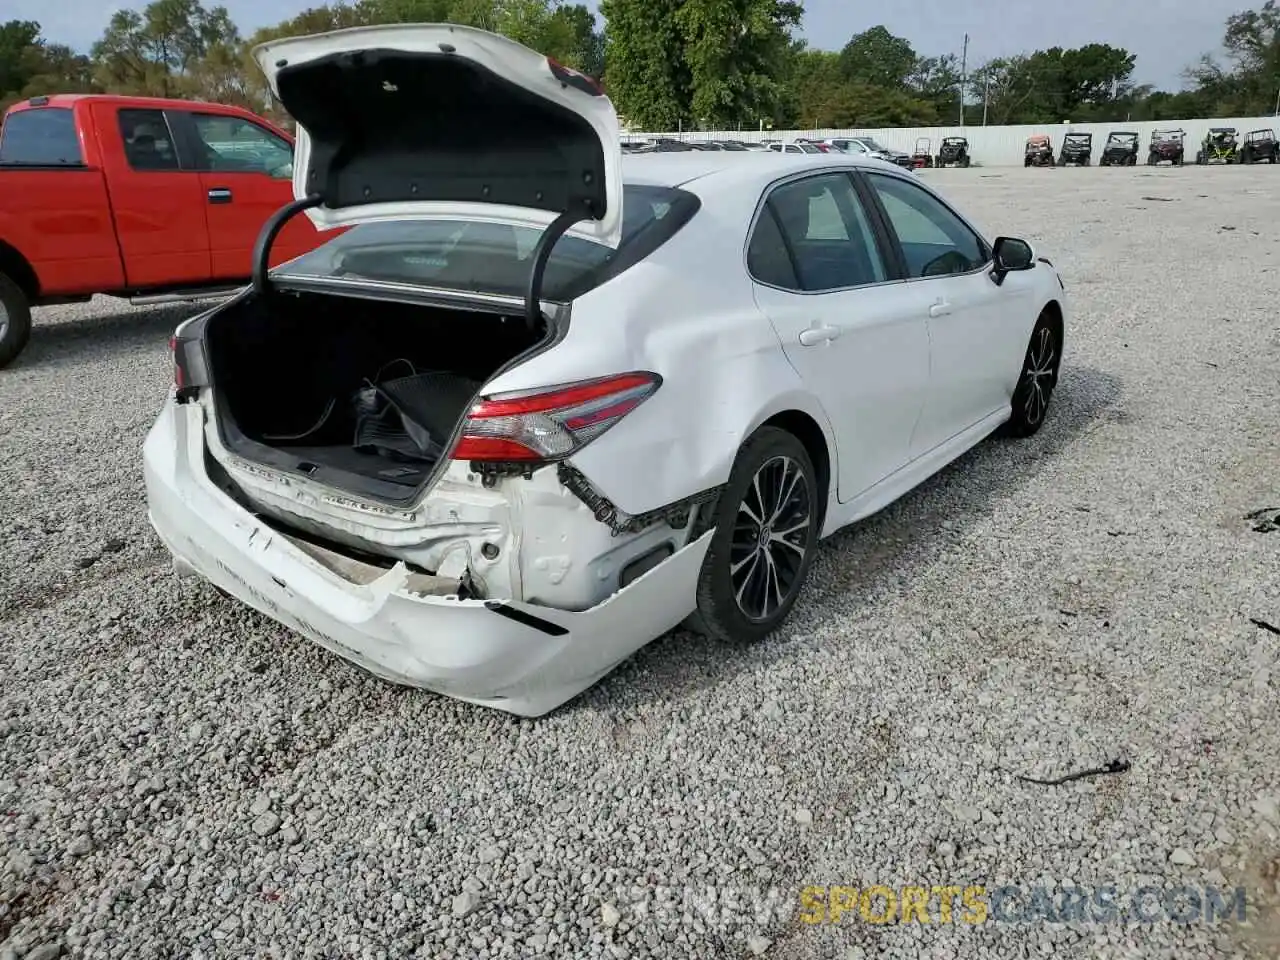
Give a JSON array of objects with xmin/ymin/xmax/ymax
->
[{"xmin": 625, "ymin": 116, "xmax": 1280, "ymax": 166}]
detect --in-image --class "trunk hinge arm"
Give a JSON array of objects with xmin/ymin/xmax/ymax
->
[
  {"xmin": 525, "ymin": 209, "xmax": 587, "ymax": 331},
  {"xmin": 253, "ymin": 194, "xmax": 326, "ymax": 293}
]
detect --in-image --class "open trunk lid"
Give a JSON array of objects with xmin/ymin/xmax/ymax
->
[{"xmin": 251, "ymin": 23, "xmax": 624, "ymax": 247}]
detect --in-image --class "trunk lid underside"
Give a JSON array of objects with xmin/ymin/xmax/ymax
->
[{"xmin": 252, "ymin": 23, "xmax": 624, "ymax": 246}]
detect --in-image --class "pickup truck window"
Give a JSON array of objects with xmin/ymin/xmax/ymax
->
[
  {"xmin": 118, "ymin": 109, "xmax": 181, "ymax": 171},
  {"xmin": 188, "ymin": 114, "xmax": 294, "ymax": 179},
  {"xmin": 0, "ymin": 107, "xmax": 83, "ymax": 165}
]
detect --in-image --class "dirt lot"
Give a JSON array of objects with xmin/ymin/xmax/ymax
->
[{"xmin": 1, "ymin": 165, "xmax": 1278, "ymax": 960}]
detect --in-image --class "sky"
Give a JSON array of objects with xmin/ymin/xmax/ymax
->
[{"xmin": 11, "ymin": 0, "xmax": 1244, "ymax": 92}]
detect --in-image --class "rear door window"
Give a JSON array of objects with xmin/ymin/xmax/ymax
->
[
  {"xmin": 0, "ymin": 107, "xmax": 83, "ymax": 165},
  {"xmin": 117, "ymin": 108, "xmax": 181, "ymax": 171},
  {"xmin": 753, "ymin": 173, "xmax": 888, "ymax": 292}
]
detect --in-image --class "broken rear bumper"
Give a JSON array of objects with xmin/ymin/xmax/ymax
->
[{"xmin": 142, "ymin": 399, "xmax": 710, "ymax": 717}]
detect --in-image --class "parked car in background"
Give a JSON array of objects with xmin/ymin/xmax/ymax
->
[
  {"xmin": 768, "ymin": 141, "xmax": 823, "ymax": 154},
  {"xmin": 145, "ymin": 23, "xmax": 1069, "ymax": 717},
  {"xmin": 0, "ymin": 94, "xmax": 331, "ymax": 367},
  {"xmin": 832, "ymin": 137, "xmax": 914, "ymax": 169}
]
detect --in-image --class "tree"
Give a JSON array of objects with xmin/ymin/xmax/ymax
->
[
  {"xmin": 598, "ymin": 0, "xmax": 690, "ymax": 129},
  {"xmin": 0, "ymin": 20, "xmax": 42, "ymax": 99},
  {"xmin": 676, "ymin": 0, "xmax": 803, "ymax": 128},
  {"xmin": 908, "ymin": 53, "xmax": 960, "ymax": 118},
  {"xmin": 553, "ymin": 3, "xmax": 605, "ymax": 79},
  {"xmin": 838, "ymin": 26, "xmax": 916, "ymax": 90},
  {"xmin": 0, "ymin": 20, "xmax": 99, "ymax": 110},
  {"xmin": 1185, "ymin": 0, "xmax": 1280, "ymax": 115},
  {"xmin": 91, "ymin": 0, "xmax": 240, "ymax": 98}
]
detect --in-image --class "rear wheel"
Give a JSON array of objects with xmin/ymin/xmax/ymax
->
[
  {"xmin": 0, "ymin": 271, "xmax": 33, "ymax": 369},
  {"xmin": 1004, "ymin": 313, "xmax": 1061, "ymax": 439},
  {"xmin": 691, "ymin": 427, "xmax": 820, "ymax": 642}
]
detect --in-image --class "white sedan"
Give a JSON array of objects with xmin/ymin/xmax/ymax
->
[{"xmin": 143, "ymin": 23, "xmax": 1068, "ymax": 717}]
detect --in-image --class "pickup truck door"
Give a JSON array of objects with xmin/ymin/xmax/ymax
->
[
  {"xmin": 168, "ymin": 110, "xmax": 326, "ymax": 279},
  {"xmin": 90, "ymin": 102, "xmax": 212, "ymax": 289}
]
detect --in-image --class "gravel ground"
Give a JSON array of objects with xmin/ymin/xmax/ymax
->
[{"xmin": 2, "ymin": 165, "xmax": 1279, "ymax": 960}]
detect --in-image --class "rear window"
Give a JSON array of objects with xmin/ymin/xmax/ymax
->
[
  {"xmin": 279, "ymin": 184, "xmax": 701, "ymax": 301},
  {"xmin": 0, "ymin": 107, "xmax": 83, "ymax": 165}
]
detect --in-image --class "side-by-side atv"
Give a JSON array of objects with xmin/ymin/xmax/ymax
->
[
  {"xmin": 1058, "ymin": 133, "xmax": 1092, "ymax": 166},
  {"xmin": 911, "ymin": 137, "xmax": 934, "ymax": 168},
  {"xmin": 1099, "ymin": 131, "xmax": 1139, "ymax": 166},
  {"xmin": 936, "ymin": 136, "xmax": 970, "ymax": 167},
  {"xmin": 1147, "ymin": 129, "xmax": 1185, "ymax": 165},
  {"xmin": 1240, "ymin": 128, "xmax": 1279, "ymax": 164},
  {"xmin": 1024, "ymin": 135, "xmax": 1055, "ymax": 167},
  {"xmin": 1196, "ymin": 128, "xmax": 1238, "ymax": 164}
]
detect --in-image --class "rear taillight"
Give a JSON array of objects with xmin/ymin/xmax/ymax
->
[
  {"xmin": 169, "ymin": 332, "xmax": 205, "ymax": 400},
  {"xmin": 169, "ymin": 335, "xmax": 186, "ymax": 389},
  {"xmin": 451, "ymin": 372, "xmax": 660, "ymax": 463}
]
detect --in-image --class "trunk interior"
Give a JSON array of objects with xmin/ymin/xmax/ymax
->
[{"xmin": 203, "ymin": 286, "xmax": 549, "ymax": 503}]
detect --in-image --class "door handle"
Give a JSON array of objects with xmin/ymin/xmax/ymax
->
[
  {"xmin": 928, "ymin": 299, "xmax": 952, "ymax": 318},
  {"xmin": 798, "ymin": 324, "xmax": 841, "ymax": 346},
  {"xmin": 207, "ymin": 187, "xmax": 233, "ymax": 204}
]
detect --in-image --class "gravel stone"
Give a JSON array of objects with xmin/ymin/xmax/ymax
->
[
  {"xmin": 1, "ymin": 167, "xmax": 1279, "ymax": 959},
  {"xmin": 1169, "ymin": 847, "xmax": 1197, "ymax": 866},
  {"xmin": 452, "ymin": 890, "xmax": 481, "ymax": 918},
  {"xmin": 250, "ymin": 813, "xmax": 282, "ymax": 838}
]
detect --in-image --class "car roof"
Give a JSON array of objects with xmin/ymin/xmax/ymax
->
[{"xmin": 620, "ymin": 151, "xmax": 903, "ymax": 194}]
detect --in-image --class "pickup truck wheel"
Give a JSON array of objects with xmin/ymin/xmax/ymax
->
[{"xmin": 0, "ymin": 272, "xmax": 33, "ymax": 369}]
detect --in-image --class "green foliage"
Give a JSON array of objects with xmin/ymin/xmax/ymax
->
[
  {"xmin": 3, "ymin": 2, "xmax": 1280, "ymax": 130},
  {"xmin": 676, "ymin": 0, "xmax": 801, "ymax": 127},
  {"xmin": 598, "ymin": 0, "xmax": 691, "ymax": 129},
  {"xmin": 0, "ymin": 20, "xmax": 98, "ymax": 110},
  {"xmin": 839, "ymin": 26, "xmax": 915, "ymax": 90}
]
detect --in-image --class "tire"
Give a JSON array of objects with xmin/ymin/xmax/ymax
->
[
  {"xmin": 690, "ymin": 426, "xmax": 821, "ymax": 643},
  {"xmin": 1004, "ymin": 312, "xmax": 1061, "ymax": 439},
  {"xmin": 0, "ymin": 271, "xmax": 33, "ymax": 369},
  {"xmin": 961, "ymin": 156, "xmax": 970, "ymax": 168}
]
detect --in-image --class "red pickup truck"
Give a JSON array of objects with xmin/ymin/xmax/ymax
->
[{"xmin": 0, "ymin": 94, "xmax": 331, "ymax": 367}]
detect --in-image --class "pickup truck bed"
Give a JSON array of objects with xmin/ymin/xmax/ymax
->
[{"xmin": 0, "ymin": 94, "xmax": 331, "ymax": 367}]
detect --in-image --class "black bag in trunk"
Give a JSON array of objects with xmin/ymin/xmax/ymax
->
[{"xmin": 353, "ymin": 361, "xmax": 481, "ymax": 464}]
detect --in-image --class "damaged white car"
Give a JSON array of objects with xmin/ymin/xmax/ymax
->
[{"xmin": 143, "ymin": 24, "xmax": 1069, "ymax": 716}]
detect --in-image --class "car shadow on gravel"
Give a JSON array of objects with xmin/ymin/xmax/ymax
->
[
  {"xmin": 14, "ymin": 300, "xmax": 204, "ymax": 372},
  {"xmin": 583, "ymin": 363, "xmax": 1125, "ymax": 714}
]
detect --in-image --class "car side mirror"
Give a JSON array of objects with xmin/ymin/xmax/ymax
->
[{"xmin": 990, "ymin": 236, "xmax": 1034, "ymax": 285}]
